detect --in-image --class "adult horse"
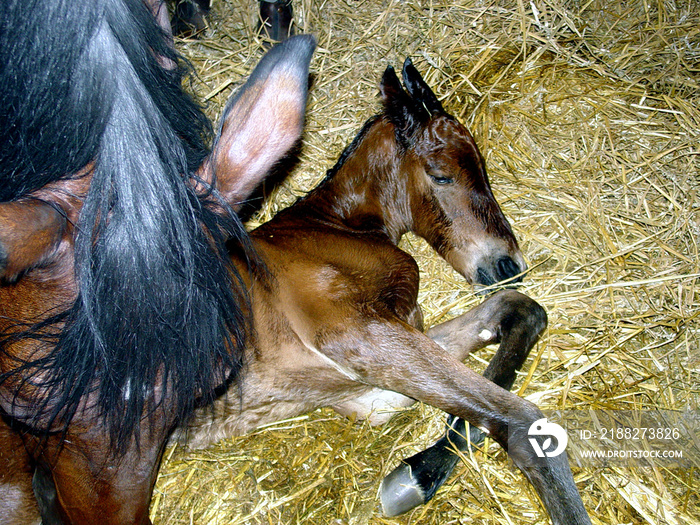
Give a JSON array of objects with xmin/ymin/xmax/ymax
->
[
  {"xmin": 0, "ymin": 0, "xmax": 314, "ymax": 522},
  {"xmin": 177, "ymin": 59, "xmax": 592, "ymax": 524}
]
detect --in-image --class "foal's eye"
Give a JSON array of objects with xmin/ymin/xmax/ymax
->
[
  {"xmin": 428, "ymin": 172, "xmax": 455, "ymax": 185},
  {"xmin": 426, "ymin": 162, "xmax": 455, "ymax": 185}
]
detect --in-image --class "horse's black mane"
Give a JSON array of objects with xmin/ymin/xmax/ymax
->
[
  {"xmin": 310, "ymin": 115, "xmax": 384, "ymax": 196},
  {"xmin": 0, "ymin": 0, "xmax": 250, "ymax": 451},
  {"xmin": 315, "ymin": 75, "xmax": 421, "ymax": 192}
]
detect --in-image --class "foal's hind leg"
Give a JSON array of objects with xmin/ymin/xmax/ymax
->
[{"xmin": 380, "ymin": 289, "xmax": 548, "ymax": 515}]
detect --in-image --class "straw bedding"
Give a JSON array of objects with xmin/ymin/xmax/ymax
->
[{"xmin": 150, "ymin": 1, "xmax": 699, "ymax": 523}]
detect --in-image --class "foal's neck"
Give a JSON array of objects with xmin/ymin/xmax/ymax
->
[{"xmin": 304, "ymin": 117, "xmax": 411, "ymax": 244}]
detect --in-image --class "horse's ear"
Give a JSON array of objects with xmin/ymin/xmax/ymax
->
[
  {"xmin": 380, "ymin": 64, "xmax": 407, "ymax": 105},
  {"xmin": 401, "ymin": 58, "xmax": 444, "ymax": 115},
  {"xmin": 0, "ymin": 200, "xmax": 66, "ymax": 282},
  {"xmin": 203, "ymin": 34, "xmax": 315, "ymax": 210},
  {"xmin": 380, "ymin": 64, "xmax": 421, "ymax": 140}
]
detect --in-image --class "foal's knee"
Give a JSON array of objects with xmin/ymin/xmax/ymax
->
[{"xmin": 491, "ymin": 289, "xmax": 547, "ymax": 338}]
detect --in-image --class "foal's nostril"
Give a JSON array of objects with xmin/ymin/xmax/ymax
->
[{"xmin": 496, "ymin": 256, "xmax": 523, "ymax": 282}]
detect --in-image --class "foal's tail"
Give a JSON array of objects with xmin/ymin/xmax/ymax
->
[{"xmin": 0, "ymin": 0, "xmax": 248, "ymax": 449}]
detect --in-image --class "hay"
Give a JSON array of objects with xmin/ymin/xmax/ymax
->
[{"xmin": 151, "ymin": 1, "xmax": 699, "ymax": 523}]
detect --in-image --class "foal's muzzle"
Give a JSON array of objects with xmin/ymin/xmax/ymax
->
[{"xmin": 475, "ymin": 254, "xmax": 527, "ymax": 287}]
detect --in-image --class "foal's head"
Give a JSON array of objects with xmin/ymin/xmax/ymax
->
[{"xmin": 381, "ymin": 59, "xmax": 526, "ymax": 287}]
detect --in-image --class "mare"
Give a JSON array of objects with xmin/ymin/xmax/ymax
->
[
  {"xmin": 0, "ymin": 0, "xmax": 314, "ymax": 523},
  {"xmin": 178, "ymin": 59, "xmax": 592, "ymax": 524}
]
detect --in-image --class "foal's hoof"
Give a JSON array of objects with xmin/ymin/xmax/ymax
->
[
  {"xmin": 380, "ymin": 417, "xmax": 484, "ymax": 516},
  {"xmin": 259, "ymin": 0, "xmax": 294, "ymax": 44},
  {"xmin": 380, "ymin": 462, "xmax": 426, "ymax": 517}
]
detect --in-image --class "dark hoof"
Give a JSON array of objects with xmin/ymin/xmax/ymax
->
[
  {"xmin": 259, "ymin": 0, "xmax": 294, "ymax": 43},
  {"xmin": 380, "ymin": 462, "xmax": 426, "ymax": 517},
  {"xmin": 380, "ymin": 417, "xmax": 485, "ymax": 516}
]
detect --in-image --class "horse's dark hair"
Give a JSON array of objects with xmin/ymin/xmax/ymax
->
[
  {"xmin": 317, "ymin": 116, "xmax": 382, "ymax": 187},
  {"xmin": 0, "ymin": 0, "xmax": 250, "ymax": 451}
]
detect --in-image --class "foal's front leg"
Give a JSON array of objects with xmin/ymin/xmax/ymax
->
[
  {"xmin": 319, "ymin": 292, "xmax": 590, "ymax": 525},
  {"xmin": 332, "ymin": 289, "xmax": 539, "ymax": 424},
  {"xmin": 381, "ymin": 289, "xmax": 548, "ymax": 515}
]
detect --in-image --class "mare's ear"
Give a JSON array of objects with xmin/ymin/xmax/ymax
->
[
  {"xmin": 0, "ymin": 200, "xmax": 66, "ymax": 282},
  {"xmin": 203, "ymin": 34, "xmax": 315, "ymax": 210},
  {"xmin": 401, "ymin": 58, "xmax": 444, "ymax": 115}
]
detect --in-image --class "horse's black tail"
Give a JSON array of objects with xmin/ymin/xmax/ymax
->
[{"xmin": 1, "ymin": 0, "xmax": 249, "ymax": 450}]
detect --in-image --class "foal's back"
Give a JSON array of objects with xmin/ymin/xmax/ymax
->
[{"xmin": 254, "ymin": 215, "xmax": 419, "ymax": 316}]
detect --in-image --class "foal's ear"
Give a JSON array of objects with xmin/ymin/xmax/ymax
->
[
  {"xmin": 401, "ymin": 58, "xmax": 444, "ymax": 115},
  {"xmin": 203, "ymin": 34, "xmax": 315, "ymax": 209},
  {"xmin": 380, "ymin": 64, "xmax": 420, "ymax": 139},
  {"xmin": 0, "ymin": 200, "xmax": 66, "ymax": 282}
]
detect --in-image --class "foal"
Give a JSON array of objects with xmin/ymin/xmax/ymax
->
[{"xmin": 181, "ymin": 60, "xmax": 591, "ymax": 524}]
